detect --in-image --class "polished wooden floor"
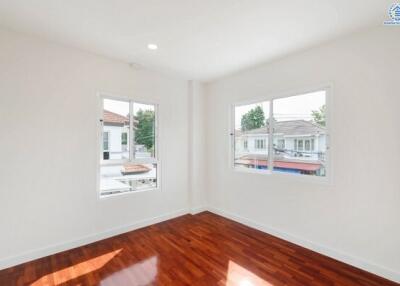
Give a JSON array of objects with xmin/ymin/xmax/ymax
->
[{"xmin": 0, "ymin": 212, "xmax": 397, "ymax": 286}]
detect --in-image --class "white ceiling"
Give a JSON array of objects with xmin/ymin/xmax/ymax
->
[{"xmin": 0, "ymin": 0, "xmax": 391, "ymax": 81}]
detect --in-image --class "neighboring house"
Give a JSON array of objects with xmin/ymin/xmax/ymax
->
[
  {"xmin": 235, "ymin": 120, "xmax": 327, "ymax": 175},
  {"xmin": 103, "ymin": 110, "xmax": 130, "ymax": 160},
  {"xmin": 103, "ymin": 110, "xmax": 153, "ymax": 160}
]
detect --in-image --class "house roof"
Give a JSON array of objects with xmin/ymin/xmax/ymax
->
[
  {"xmin": 238, "ymin": 120, "xmax": 325, "ymax": 136},
  {"xmin": 121, "ymin": 163, "xmax": 151, "ymax": 175},
  {"xmin": 103, "ymin": 110, "xmax": 129, "ymax": 125}
]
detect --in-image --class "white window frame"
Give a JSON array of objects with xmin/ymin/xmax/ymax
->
[
  {"xmin": 230, "ymin": 85, "xmax": 331, "ymax": 184},
  {"xmin": 98, "ymin": 93, "xmax": 160, "ymax": 198}
]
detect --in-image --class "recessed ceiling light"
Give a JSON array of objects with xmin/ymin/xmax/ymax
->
[{"xmin": 147, "ymin": 44, "xmax": 158, "ymax": 50}]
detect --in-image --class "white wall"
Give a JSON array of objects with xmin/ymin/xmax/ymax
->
[
  {"xmin": 0, "ymin": 28, "xmax": 190, "ymax": 268},
  {"xmin": 188, "ymin": 81, "xmax": 207, "ymax": 213},
  {"xmin": 205, "ymin": 27, "xmax": 400, "ymax": 282}
]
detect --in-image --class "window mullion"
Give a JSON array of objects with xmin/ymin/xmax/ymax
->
[
  {"xmin": 268, "ymin": 100, "xmax": 274, "ymax": 172},
  {"xmin": 154, "ymin": 104, "xmax": 158, "ymax": 162},
  {"xmin": 129, "ymin": 101, "xmax": 134, "ymax": 162}
]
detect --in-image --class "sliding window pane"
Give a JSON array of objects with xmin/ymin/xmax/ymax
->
[
  {"xmin": 100, "ymin": 163, "xmax": 157, "ymax": 196},
  {"xmin": 234, "ymin": 101, "xmax": 270, "ymax": 171},
  {"xmin": 272, "ymin": 91, "xmax": 327, "ymax": 176},
  {"xmin": 102, "ymin": 99, "xmax": 130, "ymax": 160},
  {"xmin": 133, "ymin": 103, "xmax": 156, "ymax": 159}
]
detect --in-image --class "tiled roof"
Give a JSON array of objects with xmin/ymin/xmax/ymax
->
[
  {"xmin": 235, "ymin": 158, "xmax": 321, "ymax": 171},
  {"xmin": 236, "ymin": 154, "xmax": 322, "ymax": 171},
  {"xmin": 121, "ymin": 164, "xmax": 151, "ymax": 175},
  {"xmin": 103, "ymin": 110, "xmax": 129, "ymax": 125},
  {"xmin": 238, "ymin": 120, "xmax": 325, "ymax": 136}
]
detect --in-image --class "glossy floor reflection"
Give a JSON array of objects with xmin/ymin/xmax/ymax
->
[
  {"xmin": 31, "ymin": 249, "xmax": 123, "ymax": 285},
  {"xmin": 99, "ymin": 256, "xmax": 158, "ymax": 286},
  {"xmin": 226, "ymin": 261, "xmax": 274, "ymax": 286},
  {"xmin": 0, "ymin": 212, "xmax": 397, "ymax": 286}
]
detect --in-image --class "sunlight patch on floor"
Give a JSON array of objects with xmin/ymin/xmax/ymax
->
[
  {"xmin": 31, "ymin": 249, "xmax": 122, "ymax": 285},
  {"xmin": 100, "ymin": 256, "xmax": 158, "ymax": 285},
  {"xmin": 226, "ymin": 260, "xmax": 275, "ymax": 286}
]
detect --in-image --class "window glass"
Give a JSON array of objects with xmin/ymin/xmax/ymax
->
[
  {"xmin": 121, "ymin": 132, "xmax": 128, "ymax": 146},
  {"xmin": 272, "ymin": 91, "xmax": 326, "ymax": 176},
  {"xmin": 298, "ymin": 140, "xmax": 304, "ymax": 151},
  {"xmin": 103, "ymin": 132, "xmax": 109, "ymax": 151},
  {"xmin": 277, "ymin": 139, "xmax": 285, "ymax": 149},
  {"xmin": 234, "ymin": 101, "xmax": 270, "ymax": 171},
  {"xmin": 100, "ymin": 98, "xmax": 158, "ymax": 197},
  {"xmin": 102, "ymin": 99, "xmax": 130, "ymax": 161},
  {"xmin": 100, "ymin": 163, "xmax": 157, "ymax": 197},
  {"xmin": 305, "ymin": 140, "xmax": 311, "ymax": 151},
  {"xmin": 133, "ymin": 103, "xmax": 156, "ymax": 159}
]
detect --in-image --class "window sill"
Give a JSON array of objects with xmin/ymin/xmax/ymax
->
[
  {"xmin": 231, "ymin": 167, "xmax": 331, "ymax": 186},
  {"xmin": 98, "ymin": 187, "xmax": 160, "ymax": 200}
]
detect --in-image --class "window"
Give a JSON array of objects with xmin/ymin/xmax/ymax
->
[
  {"xmin": 121, "ymin": 132, "xmax": 127, "ymax": 145},
  {"xmin": 277, "ymin": 139, "xmax": 285, "ymax": 149},
  {"xmin": 233, "ymin": 101, "xmax": 270, "ymax": 170},
  {"xmin": 103, "ymin": 132, "xmax": 110, "ymax": 151},
  {"xmin": 100, "ymin": 97, "xmax": 158, "ymax": 197},
  {"xmin": 233, "ymin": 90, "xmax": 327, "ymax": 177},
  {"xmin": 297, "ymin": 140, "xmax": 304, "ymax": 151},
  {"xmin": 305, "ymin": 140, "xmax": 311, "ymax": 151},
  {"xmin": 243, "ymin": 140, "xmax": 248, "ymax": 149},
  {"xmin": 255, "ymin": 139, "xmax": 266, "ymax": 149},
  {"xmin": 133, "ymin": 103, "xmax": 156, "ymax": 159}
]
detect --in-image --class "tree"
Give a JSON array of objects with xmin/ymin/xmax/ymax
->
[
  {"xmin": 134, "ymin": 109, "xmax": 155, "ymax": 151},
  {"xmin": 241, "ymin": 106, "xmax": 265, "ymax": 131},
  {"xmin": 311, "ymin": 104, "xmax": 326, "ymax": 127}
]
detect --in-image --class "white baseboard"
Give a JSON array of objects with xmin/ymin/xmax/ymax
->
[
  {"xmin": 0, "ymin": 208, "xmax": 188, "ymax": 271},
  {"xmin": 190, "ymin": 205, "xmax": 208, "ymax": 215},
  {"xmin": 207, "ymin": 206, "xmax": 400, "ymax": 284}
]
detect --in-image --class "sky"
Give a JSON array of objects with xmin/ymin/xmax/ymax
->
[
  {"xmin": 103, "ymin": 90, "xmax": 324, "ymax": 128},
  {"xmin": 235, "ymin": 90, "xmax": 325, "ymax": 129},
  {"xmin": 103, "ymin": 98, "xmax": 154, "ymax": 117}
]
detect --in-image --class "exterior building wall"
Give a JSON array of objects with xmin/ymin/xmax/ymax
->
[
  {"xmin": 103, "ymin": 125, "xmax": 123, "ymax": 153},
  {"xmin": 103, "ymin": 125, "xmax": 129, "ymax": 160},
  {"xmin": 236, "ymin": 133, "xmax": 327, "ymax": 161}
]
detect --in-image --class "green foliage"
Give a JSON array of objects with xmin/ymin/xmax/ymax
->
[
  {"xmin": 311, "ymin": 104, "xmax": 326, "ymax": 127},
  {"xmin": 135, "ymin": 109, "xmax": 155, "ymax": 151},
  {"xmin": 241, "ymin": 106, "xmax": 265, "ymax": 131}
]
